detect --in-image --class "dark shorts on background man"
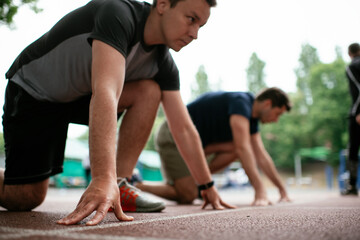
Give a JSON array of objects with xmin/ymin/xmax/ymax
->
[{"xmin": 2, "ymin": 81, "xmax": 91, "ymax": 185}]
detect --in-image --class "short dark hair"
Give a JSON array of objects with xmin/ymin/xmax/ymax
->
[
  {"xmin": 255, "ymin": 87, "xmax": 292, "ymax": 112},
  {"xmin": 348, "ymin": 43, "xmax": 360, "ymax": 55},
  {"xmin": 153, "ymin": 0, "xmax": 217, "ymax": 8}
]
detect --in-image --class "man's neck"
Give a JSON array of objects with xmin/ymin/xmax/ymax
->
[
  {"xmin": 143, "ymin": 9, "xmax": 164, "ymax": 46},
  {"xmin": 251, "ymin": 101, "xmax": 259, "ymax": 118},
  {"xmin": 350, "ymin": 52, "xmax": 360, "ymax": 60}
]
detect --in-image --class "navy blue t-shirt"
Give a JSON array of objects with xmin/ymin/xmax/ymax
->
[{"xmin": 187, "ymin": 92, "xmax": 259, "ymax": 147}]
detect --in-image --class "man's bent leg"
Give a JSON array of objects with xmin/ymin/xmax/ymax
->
[
  {"xmin": 116, "ymin": 80, "xmax": 161, "ymax": 178},
  {"xmin": 173, "ymin": 176, "xmax": 198, "ymax": 204},
  {"xmin": 138, "ymin": 176, "xmax": 198, "ymax": 204},
  {"xmin": 137, "ymin": 176, "xmax": 197, "ymax": 204},
  {"xmin": 0, "ymin": 169, "xmax": 49, "ymax": 211},
  {"xmin": 136, "ymin": 182, "xmax": 178, "ymax": 201}
]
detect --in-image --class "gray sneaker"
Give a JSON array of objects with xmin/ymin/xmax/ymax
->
[{"xmin": 112, "ymin": 178, "xmax": 165, "ymax": 212}]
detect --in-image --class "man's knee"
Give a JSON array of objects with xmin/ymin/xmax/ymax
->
[
  {"xmin": 136, "ymin": 79, "xmax": 161, "ymax": 102},
  {"xmin": 119, "ymin": 80, "xmax": 161, "ymax": 112},
  {"xmin": 177, "ymin": 189, "xmax": 198, "ymax": 204},
  {"xmin": 174, "ymin": 177, "xmax": 198, "ymax": 204},
  {"xmin": 0, "ymin": 178, "xmax": 49, "ymax": 211}
]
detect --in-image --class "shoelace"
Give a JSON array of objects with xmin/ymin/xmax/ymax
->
[{"xmin": 119, "ymin": 181, "xmax": 139, "ymax": 207}]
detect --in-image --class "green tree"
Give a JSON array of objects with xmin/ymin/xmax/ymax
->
[
  {"xmin": 261, "ymin": 91, "xmax": 309, "ymax": 169},
  {"xmin": 261, "ymin": 44, "xmax": 321, "ymax": 169},
  {"xmin": 1, "ymin": 0, "xmax": 41, "ymax": 27},
  {"xmin": 246, "ymin": 52, "xmax": 267, "ymax": 94},
  {"xmin": 262, "ymin": 44, "xmax": 350, "ymax": 169},
  {"xmin": 295, "ymin": 43, "xmax": 321, "ymax": 108},
  {"xmin": 306, "ymin": 55, "xmax": 350, "ymax": 166},
  {"xmin": 191, "ymin": 65, "xmax": 211, "ymax": 100},
  {"xmin": 0, "ymin": 132, "xmax": 4, "ymax": 156}
]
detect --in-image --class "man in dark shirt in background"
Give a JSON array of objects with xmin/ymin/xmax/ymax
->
[
  {"xmin": 342, "ymin": 43, "xmax": 360, "ymax": 196},
  {"xmin": 137, "ymin": 87, "xmax": 292, "ymax": 206}
]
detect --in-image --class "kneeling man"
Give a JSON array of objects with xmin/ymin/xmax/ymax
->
[{"xmin": 137, "ymin": 87, "xmax": 292, "ymax": 206}]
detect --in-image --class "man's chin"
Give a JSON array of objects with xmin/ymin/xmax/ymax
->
[
  {"xmin": 170, "ymin": 42, "xmax": 189, "ymax": 52},
  {"xmin": 171, "ymin": 45, "xmax": 183, "ymax": 52}
]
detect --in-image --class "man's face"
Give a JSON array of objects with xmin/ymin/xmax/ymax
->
[
  {"xmin": 259, "ymin": 102, "xmax": 287, "ymax": 124},
  {"xmin": 159, "ymin": 0, "xmax": 211, "ymax": 52}
]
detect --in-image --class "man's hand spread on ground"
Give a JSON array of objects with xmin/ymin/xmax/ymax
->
[
  {"xmin": 252, "ymin": 190, "xmax": 272, "ymax": 206},
  {"xmin": 201, "ymin": 186, "xmax": 236, "ymax": 210},
  {"xmin": 278, "ymin": 189, "xmax": 292, "ymax": 203},
  {"xmin": 57, "ymin": 178, "xmax": 133, "ymax": 226}
]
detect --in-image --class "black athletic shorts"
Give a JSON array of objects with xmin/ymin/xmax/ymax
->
[{"xmin": 2, "ymin": 81, "xmax": 93, "ymax": 185}]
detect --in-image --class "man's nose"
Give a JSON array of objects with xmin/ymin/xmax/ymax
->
[{"xmin": 189, "ymin": 25, "xmax": 199, "ymax": 40}]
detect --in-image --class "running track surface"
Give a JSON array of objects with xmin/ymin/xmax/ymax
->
[{"xmin": 1, "ymin": 188, "xmax": 359, "ymax": 240}]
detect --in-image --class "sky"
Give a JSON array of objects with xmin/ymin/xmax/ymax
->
[{"xmin": 0, "ymin": 0, "xmax": 359, "ymax": 137}]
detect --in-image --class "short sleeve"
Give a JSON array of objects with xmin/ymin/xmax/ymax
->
[
  {"xmin": 228, "ymin": 94, "xmax": 252, "ymax": 119},
  {"xmin": 88, "ymin": 0, "xmax": 136, "ymax": 58},
  {"xmin": 154, "ymin": 49, "xmax": 180, "ymax": 91}
]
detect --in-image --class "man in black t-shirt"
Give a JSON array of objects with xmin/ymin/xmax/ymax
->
[
  {"xmin": 137, "ymin": 88, "xmax": 292, "ymax": 206},
  {"xmin": 0, "ymin": 0, "xmax": 232, "ymax": 226},
  {"xmin": 342, "ymin": 43, "xmax": 360, "ymax": 196}
]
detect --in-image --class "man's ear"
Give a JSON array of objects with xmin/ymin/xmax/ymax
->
[{"xmin": 156, "ymin": 0, "xmax": 170, "ymax": 15}]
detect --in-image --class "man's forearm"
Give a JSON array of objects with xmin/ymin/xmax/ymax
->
[
  {"xmin": 88, "ymin": 96, "xmax": 118, "ymax": 180},
  {"xmin": 171, "ymin": 124, "xmax": 212, "ymax": 185},
  {"xmin": 258, "ymin": 155, "xmax": 286, "ymax": 193},
  {"xmin": 236, "ymin": 147, "xmax": 266, "ymax": 192}
]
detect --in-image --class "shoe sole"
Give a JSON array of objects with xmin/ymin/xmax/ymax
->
[
  {"xmin": 109, "ymin": 204, "xmax": 166, "ymax": 213},
  {"xmin": 123, "ymin": 203, "xmax": 166, "ymax": 212}
]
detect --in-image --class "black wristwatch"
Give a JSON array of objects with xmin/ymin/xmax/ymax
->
[{"xmin": 197, "ymin": 180, "xmax": 214, "ymax": 191}]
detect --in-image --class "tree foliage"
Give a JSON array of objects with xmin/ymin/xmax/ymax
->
[
  {"xmin": 246, "ymin": 52, "xmax": 267, "ymax": 94},
  {"xmin": 191, "ymin": 65, "xmax": 211, "ymax": 100},
  {"xmin": 261, "ymin": 43, "xmax": 350, "ymax": 169},
  {"xmin": 295, "ymin": 44, "xmax": 321, "ymax": 107},
  {"xmin": 305, "ymin": 57, "xmax": 350, "ymax": 166},
  {"xmin": 0, "ymin": 133, "xmax": 4, "ymax": 156},
  {"xmin": 0, "ymin": 0, "xmax": 41, "ymax": 27}
]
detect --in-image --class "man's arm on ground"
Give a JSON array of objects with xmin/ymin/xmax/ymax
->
[
  {"xmin": 57, "ymin": 40, "xmax": 133, "ymax": 226},
  {"xmin": 204, "ymin": 142, "xmax": 237, "ymax": 173},
  {"xmin": 161, "ymin": 90, "xmax": 235, "ymax": 210},
  {"xmin": 230, "ymin": 114, "xmax": 271, "ymax": 206},
  {"xmin": 250, "ymin": 133, "xmax": 291, "ymax": 202}
]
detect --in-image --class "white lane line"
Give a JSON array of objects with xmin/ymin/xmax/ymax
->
[
  {"xmin": 0, "ymin": 207, "xmax": 254, "ymax": 240},
  {"xmin": 0, "ymin": 197, "xmax": 338, "ymax": 240},
  {"xmin": 0, "ymin": 229, "xmax": 171, "ymax": 240}
]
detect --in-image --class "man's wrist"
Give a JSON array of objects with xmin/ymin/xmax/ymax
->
[{"xmin": 197, "ymin": 180, "xmax": 214, "ymax": 191}]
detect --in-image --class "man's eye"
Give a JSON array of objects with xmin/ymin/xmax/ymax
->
[{"xmin": 188, "ymin": 17, "xmax": 195, "ymax": 23}]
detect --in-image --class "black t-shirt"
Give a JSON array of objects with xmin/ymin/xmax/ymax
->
[
  {"xmin": 187, "ymin": 92, "xmax": 259, "ymax": 147},
  {"xmin": 6, "ymin": 0, "xmax": 179, "ymax": 102},
  {"xmin": 346, "ymin": 56, "xmax": 360, "ymax": 116}
]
